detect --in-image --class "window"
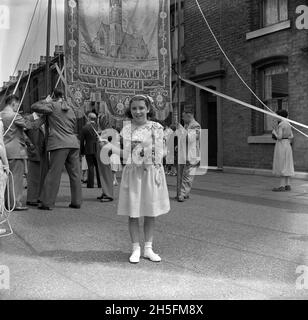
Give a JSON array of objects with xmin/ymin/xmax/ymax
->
[
  {"xmin": 170, "ymin": 0, "xmax": 184, "ymax": 63},
  {"xmin": 262, "ymin": 0, "xmax": 288, "ymax": 27},
  {"xmin": 262, "ymin": 64, "xmax": 288, "ymax": 132}
]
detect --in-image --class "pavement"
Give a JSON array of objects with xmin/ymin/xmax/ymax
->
[{"xmin": 1, "ymin": 170, "xmax": 308, "ymax": 300}]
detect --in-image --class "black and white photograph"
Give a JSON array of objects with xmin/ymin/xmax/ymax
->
[{"xmin": 0, "ymin": 0, "xmax": 308, "ymax": 308}]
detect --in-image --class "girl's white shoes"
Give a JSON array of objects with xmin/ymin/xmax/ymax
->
[
  {"xmin": 129, "ymin": 246, "xmax": 161, "ymax": 263},
  {"xmin": 144, "ymin": 247, "xmax": 161, "ymax": 262},
  {"xmin": 129, "ymin": 247, "xmax": 141, "ymax": 264}
]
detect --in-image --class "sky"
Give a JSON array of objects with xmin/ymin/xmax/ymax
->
[{"xmin": 0, "ymin": 0, "xmax": 65, "ymax": 86}]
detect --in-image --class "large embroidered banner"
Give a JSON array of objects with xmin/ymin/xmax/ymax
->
[{"xmin": 65, "ymin": 0, "xmax": 172, "ymax": 123}]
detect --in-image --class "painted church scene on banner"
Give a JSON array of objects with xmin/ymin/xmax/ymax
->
[
  {"xmin": 1, "ymin": 0, "xmax": 308, "ymax": 301},
  {"xmin": 65, "ymin": 0, "xmax": 172, "ymax": 125}
]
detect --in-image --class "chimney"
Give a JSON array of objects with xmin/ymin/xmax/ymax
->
[
  {"xmin": 9, "ymin": 76, "xmax": 18, "ymax": 82},
  {"xmin": 54, "ymin": 45, "xmax": 64, "ymax": 56},
  {"xmin": 29, "ymin": 63, "xmax": 38, "ymax": 71},
  {"xmin": 39, "ymin": 55, "xmax": 46, "ymax": 65}
]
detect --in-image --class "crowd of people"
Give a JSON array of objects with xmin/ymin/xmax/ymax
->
[{"xmin": 0, "ymin": 89, "xmax": 294, "ymax": 261}]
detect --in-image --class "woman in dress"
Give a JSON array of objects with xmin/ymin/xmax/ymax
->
[
  {"xmin": 101, "ymin": 95, "xmax": 170, "ymax": 263},
  {"xmin": 272, "ymin": 109, "xmax": 294, "ymax": 191}
]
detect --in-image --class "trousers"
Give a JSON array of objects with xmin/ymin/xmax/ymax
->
[
  {"xmin": 85, "ymin": 154, "xmax": 101, "ymax": 188},
  {"xmin": 40, "ymin": 148, "xmax": 82, "ymax": 207},
  {"xmin": 178, "ymin": 163, "xmax": 198, "ymax": 197},
  {"xmin": 97, "ymin": 145, "xmax": 113, "ymax": 199}
]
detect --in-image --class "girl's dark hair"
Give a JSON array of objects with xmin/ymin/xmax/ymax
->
[
  {"xmin": 276, "ymin": 109, "xmax": 288, "ymax": 118},
  {"xmin": 125, "ymin": 95, "xmax": 154, "ymax": 119}
]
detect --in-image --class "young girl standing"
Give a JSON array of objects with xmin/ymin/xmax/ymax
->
[{"xmin": 101, "ymin": 95, "xmax": 170, "ymax": 263}]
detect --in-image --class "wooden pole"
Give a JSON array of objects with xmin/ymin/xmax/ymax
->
[
  {"xmin": 44, "ymin": 0, "xmax": 53, "ymax": 174},
  {"xmin": 176, "ymin": 0, "xmax": 182, "ymax": 198},
  {"xmin": 46, "ymin": 0, "xmax": 52, "ymax": 96}
]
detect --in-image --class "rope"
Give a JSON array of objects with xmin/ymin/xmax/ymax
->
[
  {"xmin": 0, "ymin": 0, "xmax": 41, "ymax": 106},
  {"xmin": 0, "ymin": 168, "xmax": 16, "ymax": 238},
  {"xmin": 180, "ymin": 77, "xmax": 308, "ymax": 130},
  {"xmin": 2, "ymin": 1, "xmax": 47, "ymax": 138},
  {"xmin": 194, "ymin": 0, "xmax": 308, "ymax": 139},
  {"xmin": 51, "ymin": 66, "xmax": 65, "ymax": 97},
  {"xmin": 3, "ymin": 64, "xmax": 34, "ymax": 137},
  {"xmin": 13, "ymin": 71, "xmax": 24, "ymax": 95}
]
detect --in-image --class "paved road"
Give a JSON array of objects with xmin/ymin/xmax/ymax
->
[{"xmin": 1, "ymin": 171, "xmax": 308, "ymax": 299}]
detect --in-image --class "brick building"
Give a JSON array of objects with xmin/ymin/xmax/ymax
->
[
  {"xmin": 0, "ymin": 45, "xmax": 64, "ymax": 113},
  {"xmin": 176, "ymin": 0, "xmax": 308, "ymax": 171}
]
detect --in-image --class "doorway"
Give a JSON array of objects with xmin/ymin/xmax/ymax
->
[{"xmin": 200, "ymin": 87, "xmax": 218, "ymax": 167}]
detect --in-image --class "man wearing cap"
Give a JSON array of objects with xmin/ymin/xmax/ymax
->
[
  {"xmin": 80, "ymin": 112, "xmax": 101, "ymax": 189},
  {"xmin": 177, "ymin": 104, "xmax": 201, "ymax": 202},
  {"xmin": 31, "ymin": 89, "xmax": 82, "ymax": 210}
]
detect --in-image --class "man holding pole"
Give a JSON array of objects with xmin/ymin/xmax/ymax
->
[{"xmin": 31, "ymin": 89, "xmax": 82, "ymax": 210}]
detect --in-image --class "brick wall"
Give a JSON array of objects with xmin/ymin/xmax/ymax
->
[{"xmin": 183, "ymin": 0, "xmax": 308, "ymax": 171}]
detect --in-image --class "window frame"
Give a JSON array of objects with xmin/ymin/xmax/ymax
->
[
  {"xmin": 262, "ymin": 65, "xmax": 289, "ymax": 132},
  {"xmin": 261, "ymin": 0, "xmax": 288, "ymax": 28},
  {"xmin": 250, "ymin": 57, "xmax": 289, "ymax": 139}
]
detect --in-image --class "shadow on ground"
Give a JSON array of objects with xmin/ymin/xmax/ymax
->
[{"xmin": 39, "ymin": 249, "xmax": 128, "ymax": 264}]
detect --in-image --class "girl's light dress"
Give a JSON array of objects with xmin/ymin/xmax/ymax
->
[
  {"xmin": 272, "ymin": 120, "xmax": 294, "ymax": 177},
  {"xmin": 117, "ymin": 121, "xmax": 170, "ymax": 218}
]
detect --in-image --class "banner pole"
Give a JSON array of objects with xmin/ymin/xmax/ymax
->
[
  {"xmin": 46, "ymin": 0, "xmax": 53, "ymax": 96},
  {"xmin": 176, "ymin": 0, "xmax": 182, "ymax": 198}
]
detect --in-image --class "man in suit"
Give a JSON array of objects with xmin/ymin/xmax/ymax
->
[
  {"xmin": 1, "ymin": 94, "xmax": 38, "ymax": 211},
  {"xmin": 80, "ymin": 112, "xmax": 101, "ymax": 188},
  {"xmin": 31, "ymin": 89, "xmax": 82, "ymax": 210},
  {"xmin": 96, "ymin": 112, "xmax": 114, "ymax": 202},
  {"xmin": 177, "ymin": 104, "xmax": 201, "ymax": 202},
  {"xmin": 24, "ymin": 112, "xmax": 47, "ymax": 206}
]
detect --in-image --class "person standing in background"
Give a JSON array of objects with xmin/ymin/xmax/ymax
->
[
  {"xmin": 96, "ymin": 112, "xmax": 114, "ymax": 202},
  {"xmin": 24, "ymin": 112, "xmax": 46, "ymax": 206},
  {"xmin": 1, "ymin": 94, "xmax": 37, "ymax": 211},
  {"xmin": 177, "ymin": 105, "xmax": 201, "ymax": 202},
  {"xmin": 80, "ymin": 112, "xmax": 101, "ymax": 189},
  {"xmin": 272, "ymin": 109, "xmax": 294, "ymax": 191}
]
